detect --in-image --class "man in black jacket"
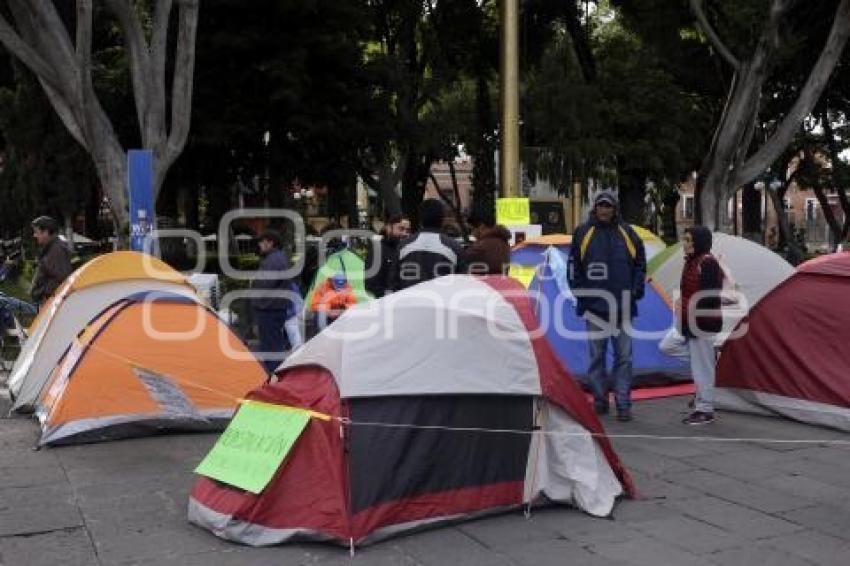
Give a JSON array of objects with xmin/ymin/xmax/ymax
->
[
  {"xmin": 30, "ymin": 216, "xmax": 73, "ymax": 308},
  {"xmin": 392, "ymin": 200, "xmax": 464, "ymax": 291},
  {"xmin": 365, "ymin": 214, "xmax": 410, "ymax": 297},
  {"xmin": 568, "ymin": 191, "xmax": 646, "ymax": 421}
]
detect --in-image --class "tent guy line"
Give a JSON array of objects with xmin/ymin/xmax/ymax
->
[{"xmin": 338, "ymin": 418, "xmax": 850, "ymax": 446}]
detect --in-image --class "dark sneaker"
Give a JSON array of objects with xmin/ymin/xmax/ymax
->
[
  {"xmin": 616, "ymin": 409, "xmax": 633, "ymax": 422},
  {"xmin": 682, "ymin": 411, "xmax": 715, "ymax": 425},
  {"xmin": 594, "ymin": 403, "xmax": 610, "ymax": 416}
]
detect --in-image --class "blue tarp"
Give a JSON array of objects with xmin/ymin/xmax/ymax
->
[{"xmin": 513, "ymin": 243, "xmax": 690, "ymax": 384}]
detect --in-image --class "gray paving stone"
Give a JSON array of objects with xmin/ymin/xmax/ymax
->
[
  {"xmin": 761, "ymin": 530, "xmax": 850, "ymax": 566},
  {"xmin": 0, "ymin": 526, "xmax": 98, "ymax": 566},
  {"xmin": 527, "ymin": 508, "xmax": 643, "ymax": 545},
  {"xmin": 628, "ymin": 473, "xmax": 704, "ymax": 502},
  {"xmin": 0, "ymin": 484, "xmax": 83, "ymax": 537},
  {"xmin": 92, "ymin": 522, "xmax": 226, "ymax": 565},
  {"xmin": 457, "ymin": 512, "xmax": 561, "ymax": 549},
  {"xmin": 666, "ymin": 496, "xmax": 804, "ymax": 539},
  {"xmin": 776, "ymin": 458, "xmax": 850, "ymax": 490},
  {"xmin": 501, "ymin": 540, "xmax": 628, "ymax": 566},
  {"xmin": 763, "ymin": 473, "xmax": 850, "ymax": 505},
  {"xmin": 708, "ymin": 542, "xmax": 818, "ymax": 566},
  {"xmin": 778, "ymin": 504, "xmax": 850, "ymax": 539},
  {"xmin": 588, "ymin": 538, "xmax": 707, "ymax": 566},
  {"xmin": 785, "ymin": 446, "xmax": 850, "ymax": 469},
  {"xmin": 394, "ymin": 526, "xmax": 517, "ymax": 566},
  {"xmin": 664, "ymin": 469, "xmax": 814, "ymax": 514},
  {"xmin": 630, "ymin": 516, "xmax": 745, "ymax": 555},
  {"xmin": 0, "ymin": 463, "xmax": 67, "ymax": 489},
  {"xmin": 614, "ymin": 446, "xmax": 695, "ymax": 477},
  {"xmin": 683, "ymin": 447, "xmax": 789, "ymax": 481},
  {"xmin": 609, "ymin": 500, "xmax": 674, "ymax": 524}
]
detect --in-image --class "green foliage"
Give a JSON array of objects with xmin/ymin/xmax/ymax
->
[
  {"xmin": 523, "ymin": 3, "xmax": 714, "ymax": 223},
  {"xmin": 0, "ymin": 68, "xmax": 96, "ymax": 236}
]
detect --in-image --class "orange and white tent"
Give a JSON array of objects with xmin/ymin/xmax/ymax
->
[
  {"xmin": 36, "ymin": 291, "xmax": 267, "ymax": 446},
  {"xmin": 8, "ymin": 252, "xmax": 198, "ymax": 411}
]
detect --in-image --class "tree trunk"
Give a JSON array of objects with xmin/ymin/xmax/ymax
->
[
  {"xmin": 660, "ymin": 190, "xmax": 680, "ymax": 243},
  {"xmin": 767, "ymin": 187, "xmax": 803, "ymax": 264},
  {"xmin": 693, "ymin": 0, "xmax": 850, "ymax": 229},
  {"xmin": 0, "ymin": 0, "xmax": 200, "ymax": 249},
  {"xmin": 617, "ymin": 168, "xmax": 647, "ymax": 224},
  {"xmin": 471, "ymin": 74, "xmax": 497, "ymax": 223},
  {"xmin": 741, "ymin": 182, "xmax": 761, "ymax": 237}
]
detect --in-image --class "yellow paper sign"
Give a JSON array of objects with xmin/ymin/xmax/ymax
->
[
  {"xmin": 509, "ymin": 264, "xmax": 537, "ymax": 288},
  {"xmin": 496, "ymin": 198, "xmax": 530, "ymax": 226}
]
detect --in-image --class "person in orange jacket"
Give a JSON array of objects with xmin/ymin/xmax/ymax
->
[{"xmin": 311, "ymin": 272, "xmax": 357, "ymax": 329}]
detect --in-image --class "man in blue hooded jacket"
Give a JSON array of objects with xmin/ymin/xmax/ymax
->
[{"xmin": 568, "ymin": 190, "xmax": 646, "ymax": 421}]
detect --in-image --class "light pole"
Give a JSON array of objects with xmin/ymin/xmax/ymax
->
[{"xmin": 499, "ymin": 0, "xmax": 520, "ymax": 198}]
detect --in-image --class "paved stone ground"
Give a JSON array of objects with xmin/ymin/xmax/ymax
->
[{"xmin": 1, "ymin": 391, "xmax": 849, "ymax": 566}]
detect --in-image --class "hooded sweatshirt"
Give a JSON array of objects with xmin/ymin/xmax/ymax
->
[
  {"xmin": 567, "ymin": 190, "xmax": 646, "ymax": 323},
  {"xmin": 465, "ymin": 225, "xmax": 512, "ymax": 275},
  {"xmin": 679, "ymin": 226, "xmax": 723, "ymax": 337}
]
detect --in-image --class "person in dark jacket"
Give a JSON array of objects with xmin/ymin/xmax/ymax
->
[
  {"xmin": 392, "ymin": 200, "xmax": 464, "ymax": 291},
  {"xmin": 252, "ymin": 230, "xmax": 294, "ymax": 373},
  {"xmin": 568, "ymin": 190, "xmax": 646, "ymax": 421},
  {"xmin": 365, "ymin": 214, "xmax": 411, "ymax": 297},
  {"xmin": 30, "ymin": 216, "xmax": 73, "ymax": 308},
  {"xmin": 678, "ymin": 226, "xmax": 723, "ymax": 425},
  {"xmin": 465, "ymin": 220, "xmax": 511, "ymax": 275}
]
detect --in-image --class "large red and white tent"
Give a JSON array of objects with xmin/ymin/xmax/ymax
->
[
  {"xmin": 189, "ymin": 275, "xmax": 633, "ymax": 546},
  {"xmin": 716, "ymin": 252, "xmax": 850, "ymax": 431}
]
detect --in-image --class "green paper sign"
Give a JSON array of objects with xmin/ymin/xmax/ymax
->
[
  {"xmin": 496, "ymin": 198, "xmax": 530, "ymax": 226},
  {"xmin": 195, "ymin": 402, "xmax": 311, "ymax": 494}
]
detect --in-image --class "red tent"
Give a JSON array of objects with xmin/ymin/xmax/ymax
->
[
  {"xmin": 189, "ymin": 276, "xmax": 633, "ymax": 547},
  {"xmin": 716, "ymin": 252, "xmax": 850, "ymax": 431}
]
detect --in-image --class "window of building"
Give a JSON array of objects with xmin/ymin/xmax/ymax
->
[
  {"xmin": 805, "ymin": 198, "xmax": 818, "ymax": 223},
  {"xmin": 682, "ymin": 195, "xmax": 694, "ymax": 220}
]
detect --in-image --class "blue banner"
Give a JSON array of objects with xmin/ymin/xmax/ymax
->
[{"xmin": 128, "ymin": 149, "xmax": 155, "ymax": 252}]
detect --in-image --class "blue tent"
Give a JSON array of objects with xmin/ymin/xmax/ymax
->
[{"xmin": 511, "ymin": 243, "xmax": 689, "ymax": 385}]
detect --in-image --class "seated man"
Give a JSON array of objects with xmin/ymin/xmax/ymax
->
[{"xmin": 310, "ymin": 272, "xmax": 358, "ymax": 329}]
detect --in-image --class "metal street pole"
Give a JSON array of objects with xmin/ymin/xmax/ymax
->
[{"xmin": 499, "ymin": 0, "xmax": 520, "ymax": 198}]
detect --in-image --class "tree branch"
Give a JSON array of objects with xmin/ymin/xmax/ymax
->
[
  {"xmin": 736, "ymin": 0, "xmax": 850, "ymax": 186},
  {"xmin": 76, "ymin": 0, "xmax": 92, "ymax": 76},
  {"xmin": 689, "ymin": 0, "xmax": 741, "ymax": 70},
  {"xmin": 160, "ymin": 0, "xmax": 199, "ymax": 189},
  {"xmin": 26, "ymin": 0, "xmax": 77, "ymax": 68},
  {"xmin": 105, "ymin": 0, "xmax": 156, "ymax": 145},
  {"xmin": 151, "ymin": 0, "xmax": 173, "ymax": 124},
  {"xmin": 0, "ymin": 12, "xmax": 61, "ymax": 88}
]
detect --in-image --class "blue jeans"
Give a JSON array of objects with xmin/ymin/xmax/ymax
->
[
  {"xmin": 255, "ymin": 309, "xmax": 287, "ymax": 374},
  {"xmin": 586, "ymin": 318, "xmax": 634, "ymax": 411}
]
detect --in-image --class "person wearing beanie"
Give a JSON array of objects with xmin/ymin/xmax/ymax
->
[
  {"xmin": 567, "ymin": 190, "xmax": 646, "ymax": 421},
  {"xmin": 30, "ymin": 216, "xmax": 72, "ymax": 308},
  {"xmin": 391, "ymin": 199, "xmax": 464, "ymax": 291}
]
